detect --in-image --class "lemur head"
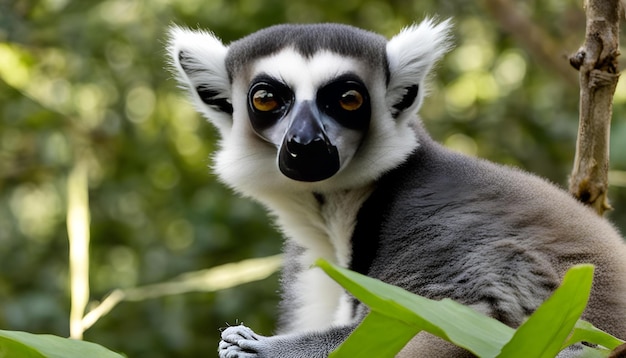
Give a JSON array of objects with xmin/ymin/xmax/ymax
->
[{"xmin": 168, "ymin": 19, "xmax": 451, "ymax": 196}]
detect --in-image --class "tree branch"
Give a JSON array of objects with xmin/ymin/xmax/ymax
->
[
  {"xmin": 79, "ymin": 255, "xmax": 282, "ymax": 334},
  {"xmin": 67, "ymin": 159, "xmax": 90, "ymax": 340},
  {"xmin": 568, "ymin": 0, "xmax": 622, "ymax": 215}
]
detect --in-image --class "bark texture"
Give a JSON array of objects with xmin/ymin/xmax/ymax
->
[{"xmin": 568, "ymin": 0, "xmax": 622, "ymax": 216}]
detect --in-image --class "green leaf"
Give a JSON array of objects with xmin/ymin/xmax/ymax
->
[
  {"xmin": 0, "ymin": 330, "xmax": 125, "ymax": 358},
  {"xmin": 319, "ymin": 261, "xmax": 613, "ymax": 358},
  {"xmin": 317, "ymin": 259, "xmax": 515, "ymax": 358},
  {"xmin": 496, "ymin": 264, "xmax": 594, "ymax": 358},
  {"xmin": 329, "ymin": 311, "xmax": 420, "ymax": 358},
  {"xmin": 563, "ymin": 320, "xmax": 625, "ymax": 351}
]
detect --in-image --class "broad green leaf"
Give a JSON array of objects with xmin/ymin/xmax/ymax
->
[
  {"xmin": 0, "ymin": 330, "xmax": 125, "ymax": 358},
  {"xmin": 562, "ymin": 320, "xmax": 624, "ymax": 351},
  {"xmin": 317, "ymin": 259, "xmax": 515, "ymax": 357},
  {"xmin": 497, "ymin": 264, "xmax": 594, "ymax": 358},
  {"xmin": 0, "ymin": 334, "xmax": 44, "ymax": 358},
  {"xmin": 329, "ymin": 311, "xmax": 420, "ymax": 358}
]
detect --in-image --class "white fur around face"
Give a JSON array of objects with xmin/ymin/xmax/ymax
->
[
  {"xmin": 225, "ymin": 49, "xmax": 371, "ymax": 191},
  {"xmin": 214, "ymin": 48, "xmax": 417, "ymax": 200}
]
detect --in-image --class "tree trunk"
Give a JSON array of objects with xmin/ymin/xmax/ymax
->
[{"xmin": 568, "ymin": 0, "xmax": 622, "ymax": 216}]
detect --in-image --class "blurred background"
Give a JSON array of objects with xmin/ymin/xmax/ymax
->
[{"xmin": 1, "ymin": 0, "xmax": 626, "ymax": 357}]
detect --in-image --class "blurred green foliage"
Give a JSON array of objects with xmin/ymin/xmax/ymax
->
[{"xmin": 0, "ymin": 0, "xmax": 625, "ymax": 357}]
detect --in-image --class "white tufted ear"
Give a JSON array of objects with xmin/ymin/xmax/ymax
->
[
  {"xmin": 386, "ymin": 18, "xmax": 453, "ymax": 118},
  {"xmin": 167, "ymin": 26, "xmax": 232, "ymax": 135}
]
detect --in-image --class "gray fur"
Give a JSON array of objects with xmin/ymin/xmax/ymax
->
[
  {"xmin": 167, "ymin": 20, "xmax": 626, "ymax": 358},
  {"xmin": 218, "ymin": 124, "xmax": 626, "ymax": 358},
  {"xmin": 225, "ymin": 23, "xmax": 389, "ymax": 82},
  {"xmin": 361, "ymin": 126, "xmax": 626, "ymax": 335}
]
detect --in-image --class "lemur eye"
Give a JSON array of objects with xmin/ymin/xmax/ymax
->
[
  {"xmin": 317, "ymin": 76, "xmax": 371, "ymax": 130},
  {"xmin": 252, "ymin": 89, "xmax": 279, "ymax": 112},
  {"xmin": 248, "ymin": 80, "xmax": 291, "ymax": 119},
  {"xmin": 248, "ymin": 78, "xmax": 293, "ymax": 133},
  {"xmin": 339, "ymin": 90, "xmax": 364, "ymax": 111}
]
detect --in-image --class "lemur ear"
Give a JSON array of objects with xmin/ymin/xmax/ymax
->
[
  {"xmin": 167, "ymin": 26, "xmax": 232, "ymax": 134},
  {"xmin": 386, "ymin": 18, "xmax": 453, "ymax": 118}
]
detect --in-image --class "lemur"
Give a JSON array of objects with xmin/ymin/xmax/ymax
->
[{"xmin": 167, "ymin": 19, "xmax": 626, "ymax": 357}]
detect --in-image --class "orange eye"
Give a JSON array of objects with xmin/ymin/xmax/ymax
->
[
  {"xmin": 339, "ymin": 90, "xmax": 363, "ymax": 111},
  {"xmin": 252, "ymin": 89, "xmax": 279, "ymax": 112}
]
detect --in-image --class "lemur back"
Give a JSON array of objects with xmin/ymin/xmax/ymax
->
[
  {"xmin": 168, "ymin": 20, "xmax": 626, "ymax": 357},
  {"xmin": 357, "ymin": 130, "xmax": 626, "ymax": 333}
]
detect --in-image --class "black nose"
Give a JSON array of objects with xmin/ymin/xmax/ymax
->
[
  {"xmin": 279, "ymin": 133, "xmax": 340, "ymax": 182},
  {"xmin": 285, "ymin": 135, "xmax": 326, "ymax": 158},
  {"xmin": 278, "ymin": 102, "xmax": 340, "ymax": 182}
]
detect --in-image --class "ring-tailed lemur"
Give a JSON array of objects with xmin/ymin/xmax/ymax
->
[{"xmin": 167, "ymin": 19, "xmax": 626, "ymax": 357}]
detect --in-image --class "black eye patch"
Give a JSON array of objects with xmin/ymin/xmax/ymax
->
[
  {"xmin": 247, "ymin": 76, "xmax": 294, "ymax": 131},
  {"xmin": 317, "ymin": 75, "xmax": 371, "ymax": 131}
]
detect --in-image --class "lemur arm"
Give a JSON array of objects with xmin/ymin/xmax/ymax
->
[{"xmin": 218, "ymin": 324, "xmax": 355, "ymax": 358}]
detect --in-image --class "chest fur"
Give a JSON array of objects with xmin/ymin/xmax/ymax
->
[{"xmin": 266, "ymin": 187, "xmax": 374, "ymax": 330}]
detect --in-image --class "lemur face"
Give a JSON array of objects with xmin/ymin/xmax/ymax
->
[
  {"xmin": 240, "ymin": 50, "xmax": 373, "ymax": 182},
  {"xmin": 168, "ymin": 21, "xmax": 451, "ymax": 194}
]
